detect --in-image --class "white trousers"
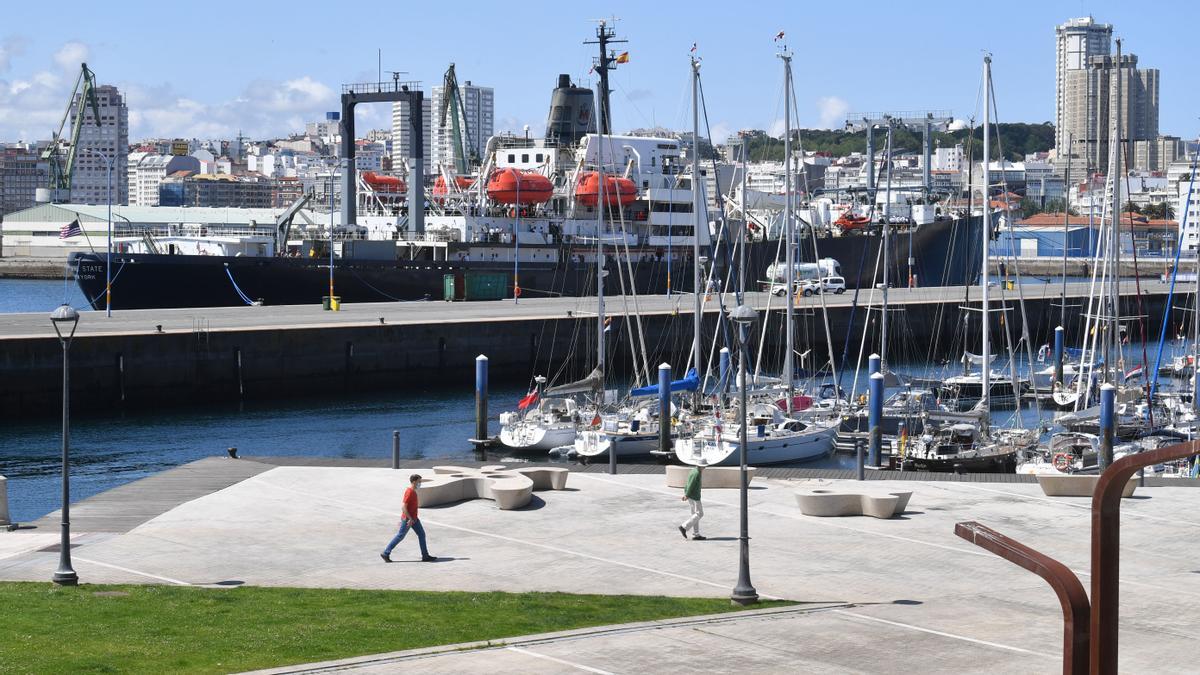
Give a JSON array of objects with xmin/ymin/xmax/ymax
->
[{"xmin": 681, "ymin": 498, "xmax": 704, "ymax": 535}]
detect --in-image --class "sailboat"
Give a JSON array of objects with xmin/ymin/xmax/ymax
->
[
  {"xmin": 903, "ymin": 55, "xmax": 1032, "ymax": 473},
  {"xmin": 675, "ymin": 46, "xmax": 837, "ymax": 467}
]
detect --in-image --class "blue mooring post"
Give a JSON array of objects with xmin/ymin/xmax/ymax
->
[
  {"xmin": 868, "ymin": 352, "xmax": 881, "ymax": 377},
  {"xmin": 658, "ymin": 363, "xmax": 672, "ymax": 457},
  {"xmin": 1099, "ymin": 383, "xmax": 1115, "ymax": 470},
  {"xmin": 856, "ymin": 438, "xmax": 865, "ymax": 480},
  {"xmin": 719, "ymin": 347, "xmax": 730, "ymax": 404},
  {"xmin": 475, "ymin": 355, "xmax": 488, "ymax": 444},
  {"xmin": 1053, "ymin": 325, "xmax": 1065, "ymax": 387},
  {"xmin": 868, "ymin": 371, "xmax": 884, "ymax": 468}
]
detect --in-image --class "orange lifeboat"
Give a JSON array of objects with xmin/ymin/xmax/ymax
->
[
  {"xmin": 575, "ymin": 172, "xmax": 637, "ymax": 207},
  {"xmin": 433, "ymin": 175, "xmax": 475, "ymax": 199},
  {"xmin": 362, "ymin": 171, "xmax": 406, "ymax": 194},
  {"xmin": 486, "ymin": 169, "xmax": 553, "ymax": 205},
  {"xmin": 834, "ymin": 213, "xmax": 871, "ymax": 231}
]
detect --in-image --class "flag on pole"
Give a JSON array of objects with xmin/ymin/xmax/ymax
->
[
  {"xmin": 59, "ymin": 218, "xmax": 83, "ymax": 239},
  {"xmin": 615, "ymin": 51, "xmax": 630, "ymax": 64},
  {"xmin": 689, "ymin": 42, "xmax": 697, "ymax": 53},
  {"xmin": 518, "ymin": 391, "xmax": 539, "ymax": 410},
  {"xmin": 774, "ymin": 31, "xmax": 786, "ymax": 42},
  {"xmin": 1124, "ymin": 365, "xmax": 1144, "ymax": 381}
]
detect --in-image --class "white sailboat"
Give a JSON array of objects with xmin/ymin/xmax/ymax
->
[{"xmin": 675, "ymin": 47, "xmax": 837, "ymax": 467}]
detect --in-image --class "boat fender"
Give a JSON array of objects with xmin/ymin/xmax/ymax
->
[{"xmin": 1052, "ymin": 452, "xmax": 1073, "ymax": 472}]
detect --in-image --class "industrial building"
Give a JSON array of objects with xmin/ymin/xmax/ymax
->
[
  {"xmin": 158, "ymin": 173, "xmax": 274, "ymax": 209},
  {"xmin": 997, "ymin": 213, "xmax": 1178, "ymax": 259},
  {"xmin": 0, "ymin": 144, "xmax": 49, "ymax": 216}
]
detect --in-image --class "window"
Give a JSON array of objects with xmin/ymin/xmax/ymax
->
[
  {"xmin": 536, "ymin": 153, "xmax": 544, "ymax": 162},
  {"xmin": 507, "ymin": 154, "xmax": 515, "ymax": 163},
  {"xmin": 521, "ymin": 154, "xmax": 529, "ymax": 163}
]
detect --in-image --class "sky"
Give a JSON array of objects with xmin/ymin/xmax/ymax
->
[{"xmin": 0, "ymin": 0, "xmax": 1196, "ymax": 144}]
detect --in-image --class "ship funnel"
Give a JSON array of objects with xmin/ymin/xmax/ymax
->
[{"xmin": 545, "ymin": 74, "xmax": 596, "ymax": 147}]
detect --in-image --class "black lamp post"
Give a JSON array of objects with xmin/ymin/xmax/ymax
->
[
  {"xmin": 50, "ymin": 304, "xmax": 79, "ymax": 586},
  {"xmin": 729, "ymin": 303, "xmax": 758, "ymax": 606}
]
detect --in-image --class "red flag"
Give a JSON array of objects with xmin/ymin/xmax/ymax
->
[
  {"xmin": 518, "ymin": 392, "xmax": 538, "ymax": 410},
  {"xmin": 774, "ymin": 31, "xmax": 786, "ymax": 41},
  {"xmin": 690, "ymin": 42, "xmax": 697, "ymax": 53}
]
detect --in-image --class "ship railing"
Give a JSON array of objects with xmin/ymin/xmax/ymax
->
[{"xmin": 341, "ymin": 81, "xmax": 422, "ymax": 95}]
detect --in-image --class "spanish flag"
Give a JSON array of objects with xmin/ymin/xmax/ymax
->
[{"xmin": 615, "ymin": 51, "xmax": 630, "ymax": 64}]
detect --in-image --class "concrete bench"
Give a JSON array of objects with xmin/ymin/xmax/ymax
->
[
  {"xmin": 416, "ymin": 465, "xmax": 569, "ymax": 510},
  {"xmin": 666, "ymin": 465, "xmax": 756, "ymax": 489},
  {"xmin": 1037, "ymin": 474, "xmax": 1138, "ymax": 498},
  {"xmin": 794, "ymin": 488, "xmax": 913, "ymax": 519},
  {"xmin": 0, "ymin": 476, "xmax": 8, "ymax": 527}
]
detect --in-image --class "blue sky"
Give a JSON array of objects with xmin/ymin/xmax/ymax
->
[{"xmin": 0, "ymin": 0, "xmax": 1195, "ymax": 143}]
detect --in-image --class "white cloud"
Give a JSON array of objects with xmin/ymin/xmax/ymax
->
[
  {"xmin": 815, "ymin": 96, "xmax": 850, "ymax": 130},
  {"xmin": 54, "ymin": 41, "xmax": 89, "ymax": 72},
  {"xmin": 768, "ymin": 118, "xmax": 786, "ymax": 138},
  {"xmin": 707, "ymin": 121, "xmax": 732, "ymax": 144},
  {"xmin": 948, "ymin": 118, "xmax": 970, "ymax": 131},
  {"xmin": 0, "ymin": 37, "xmax": 28, "ymax": 73}
]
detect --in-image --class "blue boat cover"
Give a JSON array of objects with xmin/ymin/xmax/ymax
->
[{"xmin": 629, "ymin": 368, "xmax": 700, "ymax": 397}]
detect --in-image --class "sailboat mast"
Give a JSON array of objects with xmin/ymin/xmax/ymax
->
[
  {"xmin": 781, "ymin": 50, "xmax": 795, "ymax": 411},
  {"xmin": 691, "ymin": 57, "xmax": 703, "ymax": 389},
  {"xmin": 881, "ymin": 126, "xmax": 893, "ymax": 368},
  {"xmin": 596, "ymin": 123, "xmax": 606, "ymax": 382},
  {"xmin": 740, "ymin": 133, "xmax": 748, "ymax": 300},
  {"xmin": 1062, "ymin": 134, "xmax": 1071, "ymax": 329},
  {"xmin": 1109, "ymin": 39, "xmax": 1124, "ymax": 384},
  {"xmin": 981, "ymin": 55, "xmax": 992, "ymax": 412}
]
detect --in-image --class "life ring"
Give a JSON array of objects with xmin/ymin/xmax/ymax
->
[{"xmin": 1052, "ymin": 452, "xmax": 1073, "ymax": 472}]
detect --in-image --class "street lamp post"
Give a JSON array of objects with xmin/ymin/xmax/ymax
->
[
  {"xmin": 50, "ymin": 304, "xmax": 80, "ymax": 586},
  {"xmin": 729, "ymin": 303, "xmax": 759, "ymax": 606},
  {"xmin": 84, "ymin": 149, "xmax": 114, "ymax": 317}
]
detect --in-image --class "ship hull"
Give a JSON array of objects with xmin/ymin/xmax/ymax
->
[{"xmin": 71, "ymin": 216, "xmax": 982, "ymax": 310}]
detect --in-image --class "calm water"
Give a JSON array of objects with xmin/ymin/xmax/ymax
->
[{"xmin": 0, "ymin": 277, "xmax": 90, "ymax": 313}]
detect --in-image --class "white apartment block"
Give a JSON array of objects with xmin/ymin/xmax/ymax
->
[
  {"xmin": 1177, "ymin": 179, "xmax": 1200, "ymax": 253},
  {"xmin": 70, "ymin": 84, "xmax": 129, "ymax": 205},
  {"xmin": 391, "ymin": 96, "xmax": 432, "ymax": 175},
  {"xmin": 1055, "ymin": 16, "xmax": 1111, "ymax": 160},
  {"xmin": 127, "ymin": 153, "xmax": 201, "ymax": 206},
  {"xmin": 930, "ymin": 144, "xmax": 964, "ymax": 172},
  {"xmin": 430, "ymin": 81, "xmax": 494, "ymax": 173}
]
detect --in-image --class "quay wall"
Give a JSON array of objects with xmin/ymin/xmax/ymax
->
[{"xmin": 0, "ymin": 290, "xmax": 1175, "ymax": 420}]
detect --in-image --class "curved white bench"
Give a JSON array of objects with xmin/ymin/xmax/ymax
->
[
  {"xmin": 795, "ymin": 488, "xmax": 913, "ymax": 519},
  {"xmin": 666, "ymin": 465, "xmax": 756, "ymax": 489},
  {"xmin": 1037, "ymin": 474, "xmax": 1138, "ymax": 498},
  {"xmin": 416, "ymin": 465, "xmax": 569, "ymax": 510}
]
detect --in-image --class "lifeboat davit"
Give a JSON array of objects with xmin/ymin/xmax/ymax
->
[
  {"xmin": 575, "ymin": 172, "xmax": 637, "ymax": 207},
  {"xmin": 433, "ymin": 175, "xmax": 476, "ymax": 198},
  {"xmin": 487, "ymin": 169, "xmax": 553, "ymax": 205},
  {"xmin": 362, "ymin": 171, "xmax": 406, "ymax": 194}
]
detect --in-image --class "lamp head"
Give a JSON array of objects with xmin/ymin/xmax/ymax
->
[{"xmin": 50, "ymin": 304, "xmax": 79, "ymax": 341}]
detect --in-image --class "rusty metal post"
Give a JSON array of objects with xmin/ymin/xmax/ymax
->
[
  {"xmin": 1089, "ymin": 440, "xmax": 1200, "ymax": 674},
  {"xmin": 956, "ymin": 522, "xmax": 1090, "ymax": 675}
]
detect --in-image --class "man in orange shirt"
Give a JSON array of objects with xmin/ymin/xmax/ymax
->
[{"xmin": 381, "ymin": 474, "xmax": 437, "ymax": 562}]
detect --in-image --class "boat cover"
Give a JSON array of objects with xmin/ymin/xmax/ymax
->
[
  {"xmin": 628, "ymin": 368, "xmax": 700, "ymax": 397},
  {"xmin": 545, "ymin": 367, "xmax": 603, "ymax": 395}
]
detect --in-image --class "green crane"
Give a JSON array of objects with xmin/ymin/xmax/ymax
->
[
  {"xmin": 438, "ymin": 63, "xmax": 476, "ymax": 174},
  {"xmin": 42, "ymin": 63, "xmax": 101, "ymax": 202}
]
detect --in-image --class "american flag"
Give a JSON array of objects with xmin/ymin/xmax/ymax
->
[{"xmin": 59, "ymin": 218, "xmax": 82, "ymax": 239}]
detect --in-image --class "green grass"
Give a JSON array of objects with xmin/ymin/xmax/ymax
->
[{"xmin": 0, "ymin": 582, "xmax": 788, "ymax": 673}]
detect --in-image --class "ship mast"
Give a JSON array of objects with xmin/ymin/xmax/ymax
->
[{"xmin": 585, "ymin": 20, "xmax": 625, "ymax": 136}]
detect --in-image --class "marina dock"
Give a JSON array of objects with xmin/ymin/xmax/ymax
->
[{"xmin": 0, "ymin": 280, "xmax": 1186, "ymax": 419}]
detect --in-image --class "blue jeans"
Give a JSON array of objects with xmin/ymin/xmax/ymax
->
[{"xmin": 384, "ymin": 518, "xmax": 429, "ymax": 557}]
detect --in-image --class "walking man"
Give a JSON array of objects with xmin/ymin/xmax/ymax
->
[
  {"xmin": 678, "ymin": 459, "xmax": 707, "ymax": 541},
  {"xmin": 381, "ymin": 474, "xmax": 437, "ymax": 562}
]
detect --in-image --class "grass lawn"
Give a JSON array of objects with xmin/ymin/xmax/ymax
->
[{"xmin": 0, "ymin": 582, "xmax": 788, "ymax": 673}]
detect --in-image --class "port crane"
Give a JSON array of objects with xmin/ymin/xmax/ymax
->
[
  {"xmin": 42, "ymin": 63, "xmax": 101, "ymax": 202},
  {"xmin": 438, "ymin": 63, "xmax": 477, "ymax": 174}
]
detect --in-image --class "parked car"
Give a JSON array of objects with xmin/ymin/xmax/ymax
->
[
  {"xmin": 770, "ymin": 276, "xmax": 846, "ymax": 297},
  {"xmin": 820, "ymin": 276, "xmax": 847, "ymax": 294}
]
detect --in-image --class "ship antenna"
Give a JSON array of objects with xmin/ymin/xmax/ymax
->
[{"xmin": 585, "ymin": 17, "xmax": 626, "ymax": 136}]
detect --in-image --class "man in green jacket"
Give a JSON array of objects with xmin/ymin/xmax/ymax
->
[{"xmin": 678, "ymin": 460, "xmax": 706, "ymax": 541}]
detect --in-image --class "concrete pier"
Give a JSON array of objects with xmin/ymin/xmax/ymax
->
[
  {"xmin": 2, "ymin": 456, "xmax": 1198, "ymax": 673},
  {"xmin": 0, "ymin": 281, "xmax": 1184, "ymax": 419}
]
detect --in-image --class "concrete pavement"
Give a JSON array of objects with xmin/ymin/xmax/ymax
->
[{"xmin": 2, "ymin": 463, "xmax": 1198, "ymax": 672}]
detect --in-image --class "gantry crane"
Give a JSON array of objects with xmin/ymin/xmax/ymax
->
[{"xmin": 41, "ymin": 63, "xmax": 101, "ymax": 202}]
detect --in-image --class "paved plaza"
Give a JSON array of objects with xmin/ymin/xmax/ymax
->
[{"xmin": 2, "ymin": 459, "xmax": 1198, "ymax": 673}]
